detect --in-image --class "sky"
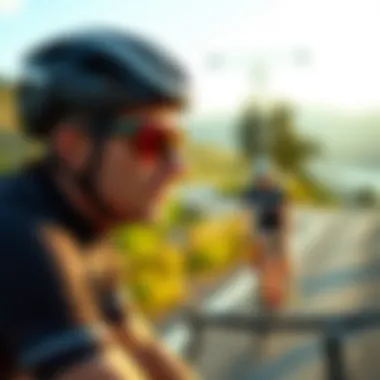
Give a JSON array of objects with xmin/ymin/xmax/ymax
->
[{"xmin": 1, "ymin": 0, "xmax": 380, "ymax": 113}]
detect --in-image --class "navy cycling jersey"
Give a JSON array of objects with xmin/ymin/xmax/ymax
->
[
  {"xmin": 242, "ymin": 186, "xmax": 285, "ymax": 231},
  {"xmin": 0, "ymin": 163, "xmax": 126, "ymax": 379}
]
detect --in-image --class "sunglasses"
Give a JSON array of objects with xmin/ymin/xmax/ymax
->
[{"xmin": 112, "ymin": 115, "xmax": 184, "ymax": 163}]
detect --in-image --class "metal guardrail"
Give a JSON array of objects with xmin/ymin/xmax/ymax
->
[{"xmin": 184, "ymin": 309, "xmax": 380, "ymax": 380}]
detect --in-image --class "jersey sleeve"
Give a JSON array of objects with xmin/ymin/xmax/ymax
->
[{"xmin": 0, "ymin": 214, "xmax": 104, "ymax": 380}]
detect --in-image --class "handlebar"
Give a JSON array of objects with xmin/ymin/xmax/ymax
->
[{"xmin": 184, "ymin": 308, "xmax": 380, "ymax": 380}]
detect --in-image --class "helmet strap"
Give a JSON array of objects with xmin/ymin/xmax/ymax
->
[
  {"xmin": 76, "ymin": 115, "xmax": 122, "ymax": 221},
  {"xmin": 46, "ymin": 113, "xmax": 123, "ymax": 222}
]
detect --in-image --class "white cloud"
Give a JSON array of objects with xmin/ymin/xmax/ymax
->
[{"xmin": 0, "ymin": 0, "xmax": 23, "ymax": 13}]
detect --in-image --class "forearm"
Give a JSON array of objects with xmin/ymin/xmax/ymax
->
[
  {"xmin": 55, "ymin": 347, "xmax": 148, "ymax": 380},
  {"xmin": 128, "ymin": 338, "xmax": 198, "ymax": 380},
  {"xmin": 111, "ymin": 316, "xmax": 198, "ymax": 380}
]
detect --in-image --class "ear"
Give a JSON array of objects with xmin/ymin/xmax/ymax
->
[{"xmin": 52, "ymin": 123, "xmax": 92, "ymax": 171}]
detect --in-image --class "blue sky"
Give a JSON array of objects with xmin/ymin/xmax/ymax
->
[
  {"xmin": 1, "ymin": 0, "xmax": 380, "ymax": 112},
  {"xmin": 0, "ymin": 0, "xmax": 272, "ymax": 72}
]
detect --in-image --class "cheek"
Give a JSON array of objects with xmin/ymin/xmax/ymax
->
[
  {"xmin": 143, "ymin": 164, "xmax": 177, "ymax": 199},
  {"xmin": 99, "ymin": 143, "xmax": 147, "ymax": 199}
]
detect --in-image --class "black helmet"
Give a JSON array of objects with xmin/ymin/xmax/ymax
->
[{"xmin": 17, "ymin": 27, "xmax": 189, "ymax": 139}]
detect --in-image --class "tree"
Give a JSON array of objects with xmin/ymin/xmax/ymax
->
[
  {"xmin": 235, "ymin": 99, "xmax": 266, "ymax": 162},
  {"xmin": 235, "ymin": 100, "xmax": 320, "ymax": 171},
  {"xmin": 268, "ymin": 103, "xmax": 320, "ymax": 173},
  {"xmin": 352, "ymin": 187, "xmax": 378, "ymax": 207}
]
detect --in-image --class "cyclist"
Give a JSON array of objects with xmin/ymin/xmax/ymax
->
[
  {"xmin": 0, "ymin": 27, "xmax": 198, "ymax": 380},
  {"xmin": 242, "ymin": 159, "xmax": 290, "ymax": 310}
]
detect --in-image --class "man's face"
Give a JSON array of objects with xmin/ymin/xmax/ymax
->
[
  {"xmin": 97, "ymin": 106, "xmax": 185, "ymax": 222},
  {"xmin": 55, "ymin": 105, "xmax": 185, "ymax": 223}
]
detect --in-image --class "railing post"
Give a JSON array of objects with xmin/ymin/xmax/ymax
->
[
  {"xmin": 323, "ymin": 332, "xmax": 346, "ymax": 380},
  {"xmin": 185, "ymin": 313, "xmax": 205, "ymax": 364}
]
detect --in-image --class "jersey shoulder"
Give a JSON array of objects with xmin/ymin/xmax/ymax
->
[
  {"xmin": 0, "ymin": 174, "xmax": 39, "ymax": 245},
  {"xmin": 0, "ymin": 178, "xmax": 101, "ymax": 377},
  {"xmin": 0, "ymin": 168, "xmax": 72, "ymax": 236}
]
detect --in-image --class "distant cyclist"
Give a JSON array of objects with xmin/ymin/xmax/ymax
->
[
  {"xmin": 242, "ymin": 159, "xmax": 290, "ymax": 310},
  {"xmin": 0, "ymin": 28, "xmax": 198, "ymax": 380}
]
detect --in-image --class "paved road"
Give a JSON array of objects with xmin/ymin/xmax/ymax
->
[{"xmin": 162, "ymin": 207, "xmax": 380, "ymax": 380}]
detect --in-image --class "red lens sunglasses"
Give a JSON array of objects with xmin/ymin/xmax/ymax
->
[{"xmin": 112, "ymin": 115, "xmax": 183, "ymax": 163}]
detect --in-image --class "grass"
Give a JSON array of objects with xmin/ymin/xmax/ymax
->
[{"xmin": 0, "ymin": 87, "xmax": 17, "ymax": 130}]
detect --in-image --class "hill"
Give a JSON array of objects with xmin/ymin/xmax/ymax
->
[{"xmin": 0, "ymin": 86, "xmax": 16, "ymax": 131}]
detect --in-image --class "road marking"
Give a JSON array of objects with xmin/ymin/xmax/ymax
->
[
  {"xmin": 205, "ymin": 269, "xmax": 258, "ymax": 313},
  {"xmin": 300, "ymin": 215, "xmax": 380, "ymax": 295}
]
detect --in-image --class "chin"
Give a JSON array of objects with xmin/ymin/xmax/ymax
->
[
  {"xmin": 121, "ymin": 207, "xmax": 158, "ymax": 224},
  {"xmin": 141, "ymin": 208, "xmax": 160, "ymax": 223},
  {"xmin": 113, "ymin": 201, "xmax": 160, "ymax": 224},
  {"xmin": 111, "ymin": 209, "xmax": 146, "ymax": 224}
]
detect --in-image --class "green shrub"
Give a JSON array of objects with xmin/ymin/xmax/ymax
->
[{"xmin": 186, "ymin": 250, "xmax": 215, "ymax": 273}]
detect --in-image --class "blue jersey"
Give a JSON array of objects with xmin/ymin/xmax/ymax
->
[
  {"xmin": 0, "ymin": 164, "xmax": 125, "ymax": 379},
  {"xmin": 242, "ymin": 186, "xmax": 285, "ymax": 231}
]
